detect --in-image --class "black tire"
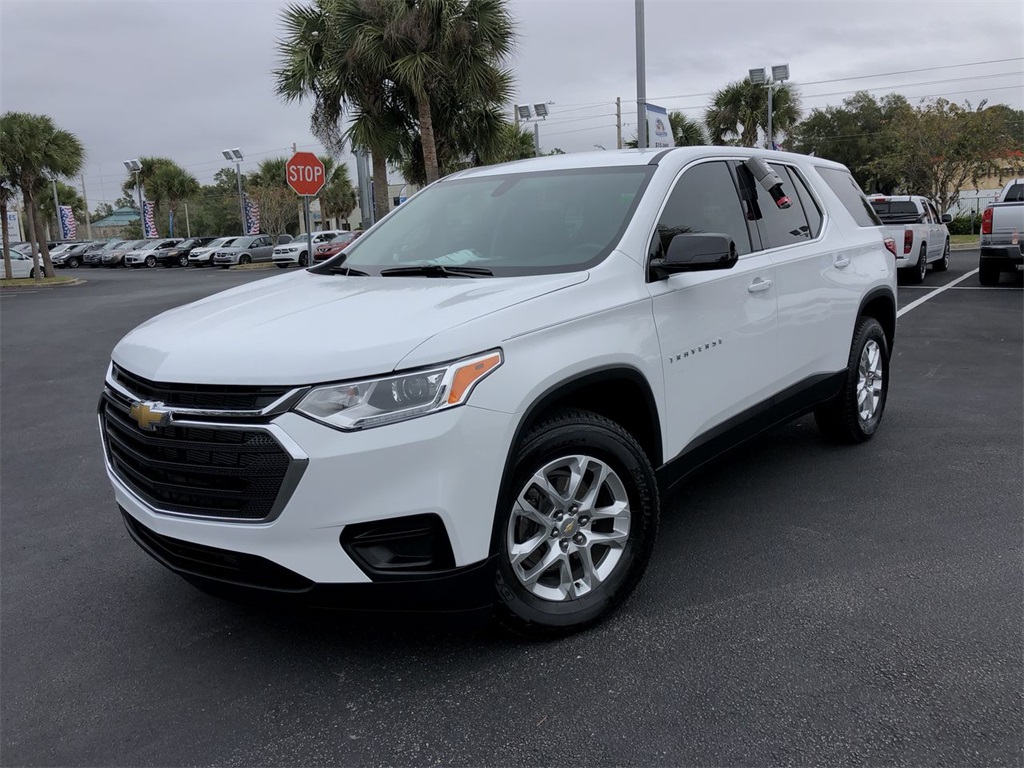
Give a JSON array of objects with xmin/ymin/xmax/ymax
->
[
  {"xmin": 276, "ymin": 263, "xmax": 289, "ymax": 269},
  {"xmin": 494, "ymin": 409, "xmax": 659, "ymax": 639},
  {"xmin": 978, "ymin": 259, "xmax": 1000, "ymax": 286},
  {"xmin": 905, "ymin": 244, "xmax": 927, "ymax": 284},
  {"xmin": 814, "ymin": 316, "xmax": 889, "ymax": 444},
  {"xmin": 239, "ymin": 254, "xmax": 251, "ymax": 265},
  {"xmin": 934, "ymin": 239, "xmax": 950, "ymax": 272},
  {"xmin": 144, "ymin": 255, "xmax": 156, "ymax": 268},
  {"xmin": 298, "ymin": 252, "xmax": 308, "ymax": 267},
  {"xmin": 67, "ymin": 257, "xmax": 80, "ymax": 268},
  {"xmin": 29, "ymin": 267, "xmax": 36, "ymax": 279},
  {"xmin": 178, "ymin": 254, "xmax": 189, "ymax": 267}
]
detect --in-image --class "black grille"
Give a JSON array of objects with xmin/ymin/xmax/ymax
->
[
  {"xmin": 112, "ymin": 365, "xmax": 293, "ymax": 411},
  {"xmin": 102, "ymin": 400, "xmax": 293, "ymax": 521}
]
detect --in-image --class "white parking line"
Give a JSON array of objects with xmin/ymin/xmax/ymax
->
[{"xmin": 898, "ymin": 269, "xmax": 980, "ymax": 318}]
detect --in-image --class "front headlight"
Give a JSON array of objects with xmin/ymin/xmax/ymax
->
[{"xmin": 296, "ymin": 350, "xmax": 502, "ymax": 430}]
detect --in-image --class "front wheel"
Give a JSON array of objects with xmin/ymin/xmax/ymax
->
[
  {"xmin": 815, "ymin": 316, "xmax": 889, "ymax": 444},
  {"xmin": 178, "ymin": 255, "xmax": 189, "ymax": 267},
  {"xmin": 494, "ymin": 409, "xmax": 659, "ymax": 638},
  {"xmin": 67, "ymin": 257, "xmax": 80, "ymax": 268},
  {"xmin": 145, "ymin": 255, "xmax": 156, "ymax": 268},
  {"xmin": 238, "ymin": 254, "xmax": 251, "ymax": 265},
  {"xmin": 298, "ymin": 252, "xmax": 308, "ymax": 267},
  {"xmin": 934, "ymin": 240, "xmax": 950, "ymax": 272}
]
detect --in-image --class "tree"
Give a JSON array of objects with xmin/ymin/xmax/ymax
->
[
  {"xmin": 0, "ymin": 111, "xmax": 85, "ymax": 279},
  {"xmin": 246, "ymin": 157, "xmax": 299, "ymax": 238},
  {"xmin": 150, "ymin": 164, "xmax": 199, "ymax": 237},
  {"xmin": 114, "ymin": 195, "xmax": 137, "ymax": 210},
  {"xmin": 874, "ymin": 98, "xmax": 1019, "ymax": 213},
  {"xmin": 121, "ymin": 156, "xmax": 175, "ymax": 229},
  {"xmin": 705, "ymin": 78, "xmax": 801, "ymax": 148},
  {"xmin": 0, "ymin": 169, "xmax": 15, "ymax": 280},
  {"xmin": 38, "ymin": 180, "xmax": 85, "ymax": 238},
  {"xmin": 790, "ymin": 91, "xmax": 911, "ymax": 193},
  {"xmin": 318, "ymin": 157, "xmax": 357, "ymax": 228},
  {"xmin": 91, "ymin": 202, "xmax": 114, "ymax": 222},
  {"xmin": 480, "ymin": 123, "xmax": 536, "ymax": 165}
]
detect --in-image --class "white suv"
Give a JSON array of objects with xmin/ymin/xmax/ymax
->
[
  {"xmin": 272, "ymin": 230, "xmax": 343, "ymax": 268},
  {"xmin": 100, "ymin": 148, "xmax": 897, "ymax": 637}
]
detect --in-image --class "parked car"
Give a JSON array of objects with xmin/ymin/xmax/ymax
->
[
  {"xmin": 272, "ymin": 230, "xmax": 343, "ymax": 268},
  {"xmin": 103, "ymin": 240, "xmax": 149, "ymax": 267},
  {"xmin": 211, "ymin": 235, "xmax": 274, "ymax": 267},
  {"xmin": 188, "ymin": 237, "xmax": 237, "ymax": 267},
  {"xmin": 51, "ymin": 241, "xmax": 98, "ymax": 268},
  {"xmin": 157, "ymin": 237, "xmax": 217, "ymax": 268},
  {"xmin": 869, "ymin": 195, "xmax": 951, "ymax": 283},
  {"xmin": 125, "ymin": 238, "xmax": 184, "ymax": 268},
  {"xmin": 313, "ymin": 231, "xmax": 363, "ymax": 263},
  {"xmin": 979, "ymin": 178, "xmax": 1024, "ymax": 286},
  {"xmin": 84, "ymin": 240, "xmax": 124, "ymax": 267},
  {"xmin": 100, "ymin": 148, "xmax": 897, "ymax": 636},
  {"xmin": 5, "ymin": 244, "xmax": 41, "ymax": 278}
]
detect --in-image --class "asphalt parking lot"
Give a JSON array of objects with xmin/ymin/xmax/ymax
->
[{"xmin": 2, "ymin": 252, "xmax": 1021, "ymax": 767}]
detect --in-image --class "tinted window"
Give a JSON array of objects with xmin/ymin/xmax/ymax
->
[
  {"xmin": 733, "ymin": 162, "xmax": 815, "ymax": 249},
  {"xmin": 1003, "ymin": 183, "xmax": 1024, "ymax": 202},
  {"xmin": 783, "ymin": 166, "xmax": 823, "ymax": 238},
  {"xmin": 870, "ymin": 200, "xmax": 920, "ymax": 222},
  {"xmin": 650, "ymin": 161, "xmax": 751, "ymax": 259},
  {"xmin": 816, "ymin": 167, "xmax": 882, "ymax": 227}
]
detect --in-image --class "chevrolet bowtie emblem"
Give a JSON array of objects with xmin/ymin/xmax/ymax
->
[{"xmin": 129, "ymin": 400, "xmax": 171, "ymax": 431}]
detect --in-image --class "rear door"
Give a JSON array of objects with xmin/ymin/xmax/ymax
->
[{"xmin": 647, "ymin": 159, "xmax": 779, "ymax": 454}]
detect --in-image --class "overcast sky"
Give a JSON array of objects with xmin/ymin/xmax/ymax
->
[{"xmin": 2, "ymin": 0, "xmax": 1022, "ymax": 209}]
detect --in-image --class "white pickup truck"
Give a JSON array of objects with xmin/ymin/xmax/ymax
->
[
  {"xmin": 869, "ymin": 195, "xmax": 951, "ymax": 284},
  {"xmin": 979, "ymin": 178, "xmax": 1024, "ymax": 286}
]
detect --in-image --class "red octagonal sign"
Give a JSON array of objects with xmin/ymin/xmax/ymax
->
[{"xmin": 286, "ymin": 152, "xmax": 326, "ymax": 196}]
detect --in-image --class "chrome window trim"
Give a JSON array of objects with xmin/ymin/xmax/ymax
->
[{"xmin": 99, "ymin": 392, "xmax": 308, "ymax": 525}]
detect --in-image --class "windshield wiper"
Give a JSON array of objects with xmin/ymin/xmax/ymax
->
[
  {"xmin": 328, "ymin": 265, "xmax": 369, "ymax": 276},
  {"xmin": 379, "ymin": 264, "xmax": 493, "ymax": 278}
]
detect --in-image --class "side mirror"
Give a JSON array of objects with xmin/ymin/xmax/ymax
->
[
  {"xmin": 941, "ymin": 213, "xmax": 952, "ymax": 224},
  {"xmin": 653, "ymin": 233, "xmax": 738, "ymax": 277}
]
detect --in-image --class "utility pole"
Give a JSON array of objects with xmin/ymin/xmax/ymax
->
[
  {"xmin": 80, "ymin": 175, "xmax": 93, "ymax": 239},
  {"xmin": 767, "ymin": 85, "xmax": 774, "ymax": 150},
  {"xmin": 184, "ymin": 201, "xmax": 192, "ymax": 238},
  {"xmin": 635, "ymin": 0, "xmax": 647, "ymax": 149},
  {"xmin": 616, "ymin": 97, "xmax": 623, "ymax": 149},
  {"xmin": 534, "ymin": 123, "xmax": 541, "ymax": 157},
  {"xmin": 50, "ymin": 177, "xmax": 61, "ymax": 240}
]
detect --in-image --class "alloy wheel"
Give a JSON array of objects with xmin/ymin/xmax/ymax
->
[{"xmin": 857, "ymin": 339, "xmax": 884, "ymax": 423}]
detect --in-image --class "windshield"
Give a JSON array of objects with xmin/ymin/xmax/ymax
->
[
  {"xmin": 324, "ymin": 167, "xmax": 654, "ymax": 277},
  {"xmin": 226, "ymin": 238, "xmax": 251, "ymax": 249},
  {"xmin": 870, "ymin": 200, "xmax": 921, "ymax": 222}
]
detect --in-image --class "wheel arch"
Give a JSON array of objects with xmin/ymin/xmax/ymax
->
[{"xmin": 858, "ymin": 287, "xmax": 896, "ymax": 349}]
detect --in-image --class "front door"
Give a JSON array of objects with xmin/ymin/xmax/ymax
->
[{"xmin": 646, "ymin": 160, "xmax": 779, "ymax": 459}]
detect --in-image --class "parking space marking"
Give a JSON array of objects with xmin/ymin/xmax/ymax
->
[{"xmin": 898, "ymin": 269, "xmax": 980, "ymax": 318}]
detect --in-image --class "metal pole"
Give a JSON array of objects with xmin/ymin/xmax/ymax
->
[
  {"xmin": 616, "ymin": 96, "xmax": 623, "ymax": 149},
  {"xmin": 50, "ymin": 178, "xmax": 61, "ymax": 239},
  {"xmin": 635, "ymin": 0, "xmax": 647, "ymax": 149},
  {"xmin": 235, "ymin": 161, "xmax": 246, "ymax": 236},
  {"xmin": 534, "ymin": 122, "xmax": 541, "ymax": 157},
  {"xmin": 304, "ymin": 196, "xmax": 313, "ymax": 267},
  {"xmin": 767, "ymin": 83, "xmax": 774, "ymax": 150},
  {"xmin": 80, "ymin": 175, "xmax": 93, "ymax": 239},
  {"xmin": 135, "ymin": 172, "xmax": 145, "ymax": 238},
  {"xmin": 184, "ymin": 201, "xmax": 191, "ymax": 238}
]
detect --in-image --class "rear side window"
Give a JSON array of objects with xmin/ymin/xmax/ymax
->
[
  {"xmin": 734, "ymin": 162, "xmax": 817, "ymax": 248},
  {"xmin": 651, "ymin": 161, "xmax": 752, "ymax": 259},
  {"xmin": 1003, "ymin": 183, "xmax": 1024, "ymax": 202},
  {"xmin": 816, "ymin": 167, "xmax": 883, "ymax": 227},
  {"xmin": 783, "ymin": 166, "xmax": 823, "ymax": 238}
]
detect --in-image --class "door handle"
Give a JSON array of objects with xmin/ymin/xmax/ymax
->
[
  {"xmin": 834, "ymin": 256, "xmax": 851, "ymax": 269},
  {"xmin": 747, "ymin": 278, "xmax": 772, "ymax": 293}
]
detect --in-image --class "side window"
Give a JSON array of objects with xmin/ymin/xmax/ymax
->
[
  {"xmin": 783, "ymin": 166, "xmax": 823, "ymax": 238},
  {"xmin": 734, "ymin": 162, "xmax": 815, "ymax": 248},
  {"xmin": 920, "ymin": 201, "xmax": 934, "ymax": 223},
  {"xmin": 928, "ymin": 201, "xmax": 942, "ymax": 222},
  {"xmin": 650, "ymin": 161, "xmax": 752, "ymax": 260},
  {"xmin": 815, "ymin": 167, "xmax": 883, "ymax": 227}
]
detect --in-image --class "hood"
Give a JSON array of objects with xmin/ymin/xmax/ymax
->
[{"xmin": 113, "ymin": 269, "xmax": 588, "ymax": 385}]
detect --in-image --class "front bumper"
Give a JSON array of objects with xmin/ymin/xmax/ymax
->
[
  {"xmin": 212, "ymin": 255, "xmax": 239, "ymax": 265},
  {"xmin": 105, "ymin": 402, "xmax": 516, "ymax": 610},
  {"xmin": 273, "ymin": 251, "xmax": 301, "ymax": 265}
]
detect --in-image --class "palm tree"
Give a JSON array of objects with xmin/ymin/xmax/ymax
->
[
  {"xmin": 705, "ymin": 79, "xmax": 801, "ymax": 147},
  {"xmin": 0, "ymin": 155, "xmax": 16, "ymax": 279},
  {"xmin": 247, "ymin": 157, "xmax": 299, "ymax": 239},
  {"xmin": 38, "ymin": 180, "xmax": 84, "ymax": 237},
  {"xmin": 0, "ymin": 111, "xmax": 85, "ymax": 279},
  {"xmin": 386, "ymin": 0, "xmax": 516, "ymax": 184},
  {"xmin": 317, "ymin": 157, "xmax": 357, "ymax": 228},
  {"xmin": 151, "ymin": 164, "xmax": 200, "ymax": 236},
  {"xmin": 121, "ymin": 156, "xmax": 174, "ymax": 229},
  {"xmin": 276, "ymin": 0, "xmax": 404, "ymax": 222}
]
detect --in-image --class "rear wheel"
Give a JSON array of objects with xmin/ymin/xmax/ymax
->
[
  {"xmin": 815, "ymin": 316, "xmax": 889, "ymax": 444},
  {"xmin": 934, "ymin": 239, "xmax": 950, "ymax": 272},
  {"xmin": 904, "ymin": 244, "xmax": 927, "ymax": 284},
  {"xmin": 29, "ymin": 267, "xmax": 36, "ymax": 278},
  {"xmin": 494, "ymin": 409, "xmax": 659, "ymax": 638},
  {"xmin": 978, "ymin": 259, "xmax": 1000, "ymax": 286}
]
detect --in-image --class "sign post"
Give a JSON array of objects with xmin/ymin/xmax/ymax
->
[{"xmin": 286, "ymin": 152, "xmax": 326, "ymax": 267}]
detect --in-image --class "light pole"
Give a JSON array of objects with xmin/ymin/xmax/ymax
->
[
  {"xmin": 222, "ymin": 148, "xmax": 246, "ymax": 235},
  {"xmin": 749, "ymin": 64, "xmax": 790, "ymax": 150},
  {"xmin": 635, "ymin": 0, "xmax": 647, "ymax": 149},
  {"xmin": 123, "ymin": 159, "xmax": 144, "ymax": 237},
  {"xmin": 515, "ymin": 102, "xmax": 552, "ymax": 157}
]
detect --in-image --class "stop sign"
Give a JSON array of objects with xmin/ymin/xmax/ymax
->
[{"xmin": 286, "ymin": 152, "xmax": 326, "ymax": 196}]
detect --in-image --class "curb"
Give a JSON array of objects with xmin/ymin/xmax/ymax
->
[
  {"xmin": 229, "ymin": 264, "xmax": 278, "ymax": 271},
  {"xmin": 951, "ymin": 243, "xmax": 978, "ymax": 251},
  {"xmin": 0, "ymin": 278, "xmax": 86, "ymax": 291}
]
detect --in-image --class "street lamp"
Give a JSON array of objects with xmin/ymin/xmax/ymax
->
[
  {"xmin": 516, "ymin": 102, "xmax": 553, "ymax": 157},
  {"xmin": 222, "ymin": 148, "xmax": 246, "ymax": 235},
  {"xmin": 123, "ymin": 159, "xmax": 144, "ymax": 237},
  {"xmin": 749, "ymin": 63, "xmax": 790, "ymax": 150}
]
